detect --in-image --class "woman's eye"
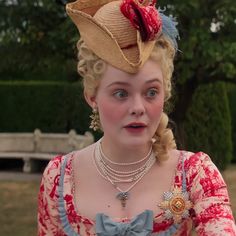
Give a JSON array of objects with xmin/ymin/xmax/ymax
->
[
  {"xmin": 113, "ymin": 90, "xmax": 128, "ymax": 99},
  {"xmin": 146, "ymin": 88, "xmax": 158, "ymax": 98}
]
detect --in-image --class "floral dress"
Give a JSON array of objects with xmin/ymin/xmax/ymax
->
[{"xmin": 38, "ymin": 151, "xmax": 236, "ymax": 235}]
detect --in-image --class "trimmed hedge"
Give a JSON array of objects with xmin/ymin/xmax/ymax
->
[
  {"xmin": 1, "ymin": 81, "xmax": 234, "ymax": 168},
  {"xmin": 0, "ymin": 81, "xmax": 91, "ymax": 134},
  {"xmin": 228, "ymin": 86, "xmax": 236, "ymax": 162},
  {"xmin": 183, "ymin": 82, "xmax": 233, "ymax": 170}
]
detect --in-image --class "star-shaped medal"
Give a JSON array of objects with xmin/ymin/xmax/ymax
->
[{"xmin": 158, "ymin": 186, "xmax": 193, "ymax": 223}]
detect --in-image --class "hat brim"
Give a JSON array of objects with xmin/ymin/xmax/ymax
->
[{"xmin": 66, "ymin": 1, "xmax": 155, "ymax": 73}]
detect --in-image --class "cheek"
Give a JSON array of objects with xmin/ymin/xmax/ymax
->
[
  {"xmin": 149, "ymin": 99, "xmax": 164, "ymax": 117},
  {"xmin": 148, "ymin": 100, "xmax": 164, "ymax": 122},
  {"xmin": 98, "ymin": 100, "xmax": 126, "ymax": 125}
]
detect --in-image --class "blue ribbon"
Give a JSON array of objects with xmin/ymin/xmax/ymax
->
[{"xmin": 95, "ymin": 210, "xmax": 153, "ymax": 236}]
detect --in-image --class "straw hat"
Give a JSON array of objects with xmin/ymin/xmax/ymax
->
[{"xmin": 66, "ymin": 0, "xmax": 175, "ymax": 73}]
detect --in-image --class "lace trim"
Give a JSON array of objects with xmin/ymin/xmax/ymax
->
[
  {"xmin": 57, "ymin": 151, "xmax": 188, "ymax": 235},
  {"xmin": 58, "ymin": 155, "xmax": 80, "ymax": 236}
]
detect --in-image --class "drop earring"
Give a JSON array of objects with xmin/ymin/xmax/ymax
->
[{"xmin": 89, "ymin": 108, "xmax": 100, "ymax": 131}]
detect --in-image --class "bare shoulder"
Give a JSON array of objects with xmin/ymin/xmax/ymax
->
[
  {"xmin": 164, "ymin": 149, "xmax": 195, "ymax": 169},
  {"xmin": 166, "ymin": 149, "xmax": 182, "ymax": 166},
  {"xmin": 72, "ymin": 143, "xmax": 101, "ymax": 188},
  {"xmin": 73, "ymin": 142, "xmax": 96, "ymax": 168}
]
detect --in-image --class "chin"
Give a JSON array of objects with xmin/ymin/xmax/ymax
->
[{"xmin": 120, "ymin": 136, "xmax": 151, "ymax": 149}]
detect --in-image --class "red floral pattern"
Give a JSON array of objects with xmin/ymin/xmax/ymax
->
[
  {"xmin": 120, "ymin": 0, "xmax": 162, "ymax": 41},
  {"xmin": 38, "ymin": 152, "xmax": 236, "ymax": 235}
]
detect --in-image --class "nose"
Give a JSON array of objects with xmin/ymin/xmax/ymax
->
[{"xmin": 129, "ymin": 95, "xmax": 145, "ymax": 116}]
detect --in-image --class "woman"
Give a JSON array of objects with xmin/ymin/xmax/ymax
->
[{"xmin": 38, "ymin": 0, "xmax": 236, "ymax": 235}]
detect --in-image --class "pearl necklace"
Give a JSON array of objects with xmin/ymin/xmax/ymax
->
[
  {"xmin": 98, "ymin": 147, "xmax": 155, "ymax": 183},
  {"xmin": 99, "ymin": 140, "xmax": 153, "ymax": 166},
  {"xmin": 93, "ymin": 140, "xmax": 156, "ymax": 207}
]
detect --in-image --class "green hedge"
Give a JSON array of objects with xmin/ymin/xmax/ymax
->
[
  {"xmin": 0, "ymin": 81, "xmax": 91, "ymax": 134},
  {"xmin": 0, "ymin": 59, "xmax": 78, "ymax": 83},
  {"xmin": 1, "ymin": 81, "xmax": 234, "ymax": 168},
  {"xmin": 183, "ymin": 82, "xmax": 233, "ymax": 170},
  {"xmin": 228, "ymin": 85, "xmax": 236, "ymax": 162}
]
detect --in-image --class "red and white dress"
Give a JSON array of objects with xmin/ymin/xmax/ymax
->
[{"xmin": 38, "ymin": 151, "xmax": 236, "ymax": 235}]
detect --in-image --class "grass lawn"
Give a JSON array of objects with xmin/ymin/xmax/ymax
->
[
  {"xmin": 0, "ymin": 165, "xmax": 236, "ymax": 236},
  {"xmin": 0, "ymin": 180, "xmax": 39, "ymax": 236}
]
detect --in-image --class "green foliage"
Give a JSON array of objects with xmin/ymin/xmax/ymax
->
[
  {"xmin": 157, "ymin": 0, "xmax": 236, "ymax": 166},
  {"xmin": 0, "ymin": 0, "xmax": 235, "ymax": 165},
  {"xmin": 228, "ymin": 86, "xmax": 236, "ymax": 162},
  {"xmin": 0, "ymin": 0, "xmax": 78, "ymax": 81},
  {"xmin": 0, "ymin": 81, "xmax": 91, "ymax": 134},
  {"xmin": 183, "ymin": 82, "xmax": 233, "ymax": 170},
  {"xmin": 1, "ymin": 0, "xmax": 235, "ymax": 84},
  {"xmin": 158, "ymin": 0, "xmax": 236, "ymax": 84}
]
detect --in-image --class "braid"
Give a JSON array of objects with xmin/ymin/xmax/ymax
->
[
  {"xmin": 152, "ymin": 112, "xmax": 176, "ymax": 162},
  {"xmin": 150, "ymin": 36, "xmax": 177, "ymax": 162}
]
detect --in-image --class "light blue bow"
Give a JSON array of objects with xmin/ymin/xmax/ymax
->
[{"xmin": 95, "ymin": 210, "xmax": 153, "ymax": 236}]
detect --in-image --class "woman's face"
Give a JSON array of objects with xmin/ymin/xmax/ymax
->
[{"xmin": 91, "ymin": 59, "xmax": 164, "ymax": 148}]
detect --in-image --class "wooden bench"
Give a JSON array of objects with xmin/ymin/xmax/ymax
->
[{"xmin": 0, "ymin": 129, "xmax": 94, "ymax": 173}]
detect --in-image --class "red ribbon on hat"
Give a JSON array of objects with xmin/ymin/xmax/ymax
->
[{"xmin": 120, "ymin": 0, "xmax": 162, "ymax": 42}]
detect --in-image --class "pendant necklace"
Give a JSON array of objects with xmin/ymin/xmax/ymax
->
[{"xmin": 93, "ymin": 140, "xmax": 156, "ymax": 208}]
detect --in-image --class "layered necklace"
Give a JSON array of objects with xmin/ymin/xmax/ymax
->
[{"xmin": 93, "ymin": 139, "xmax": 156, "ymax": 208}]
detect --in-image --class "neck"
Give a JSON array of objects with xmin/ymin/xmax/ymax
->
[{"xmin": 100, "ymin": 137, "xmax": 152, "ymax": 164}]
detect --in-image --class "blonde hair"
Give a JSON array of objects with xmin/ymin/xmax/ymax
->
[
  {"xmin": 77, "ymin": 35, "xmax": 176, "ymax": 161},
  {"xmin": 77, "ymin": 39, "xmax": 107, "ymax": 96},
  {"xmin": 150, "ymin": 36, "xmax": 177, "ymax": 161}
]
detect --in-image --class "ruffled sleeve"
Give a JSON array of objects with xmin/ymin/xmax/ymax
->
[
  {"xmin": 186, "ymin": 152, "xmax": 236, "ymax": 235},
  {"xmin": 38, "ymin": 155, "xmax": 67, "ymax": 236}
]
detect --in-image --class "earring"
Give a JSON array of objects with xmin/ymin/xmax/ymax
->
[{"xmin": 89, "ymin": 108, "xmax": 100, "ymax": 131}]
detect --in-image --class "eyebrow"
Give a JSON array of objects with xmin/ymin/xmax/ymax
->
[
  {"xmin": 146, "ymin": 78, "xmax": 162, "ymax": 84},
  {"xmin": 107, "ymin": 81, "xmax": 130, "ymax": 87},
  {"xmin": 107, "ymin": 78, "xmax": 162, "ymax": 87}
]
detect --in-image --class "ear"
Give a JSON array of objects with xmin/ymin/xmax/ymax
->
[{"xmin": 84, "ymin": 90, "xmax": 97, "ymax": 108}]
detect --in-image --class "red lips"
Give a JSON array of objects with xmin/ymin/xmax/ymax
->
[
  {"xmin": 124, "ymin": 122, "xmax": 147, "ymax": 128},
  {"xmin": 124, "ymin": 122, "xmax": 147, "ymax": 134}
]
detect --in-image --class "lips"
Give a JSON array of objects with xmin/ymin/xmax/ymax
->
[
  {"xmin": 124, "ymin": 122, "xmax": 147, "ymax": 134},
  {"xmin": 124, "ymin": 122, "xmax": 147, "ymax": 129}
]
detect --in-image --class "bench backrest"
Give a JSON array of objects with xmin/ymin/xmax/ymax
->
[{"xmin": 0, "ymin": 129, "xmax": 94, "ymax": 154}]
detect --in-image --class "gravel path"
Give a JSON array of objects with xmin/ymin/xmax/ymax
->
[{"xmin": 0, "ymin": 171, "xmax": 42, "ymax": 181}]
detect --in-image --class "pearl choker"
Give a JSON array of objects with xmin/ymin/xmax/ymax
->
[
  {"xmin": 99, "ymin": 140, "xmax": 153, "ymax": 166},
  {"xmin": 93, "ymin": 139, "xmax": 156, "ymax": 208}
]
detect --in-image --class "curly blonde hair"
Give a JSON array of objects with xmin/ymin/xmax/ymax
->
[
  {"xmin": 77, "ymin": 35, "xmax": 176, "ymax": 161},
  {"xmin": 150, "ymin": 36, "xmax": 177, "ymax": 161}
]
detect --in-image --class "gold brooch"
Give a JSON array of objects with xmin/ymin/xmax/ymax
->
[{"xmin": 158, "ymin": 186, "xmax": 193, "ymax": 223}]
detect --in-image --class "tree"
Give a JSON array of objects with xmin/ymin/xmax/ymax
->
[
  {"xmin": 183, "ymin": 82, "xmax": 233, "ymax": 170},
  {"xmin": 157, "ymin": 0, "xmax": 236, "ymax": 144},
  {"xmin": 0, "ymin": 0, "xmax": 78, "ymax": 81},
  {"xmin": 0, "ymin": 0, "xmax": 235, "ymax": 166},
  {"xmin": 1, "ymin": 0, "xmax": 235, "ymax": 83}
]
